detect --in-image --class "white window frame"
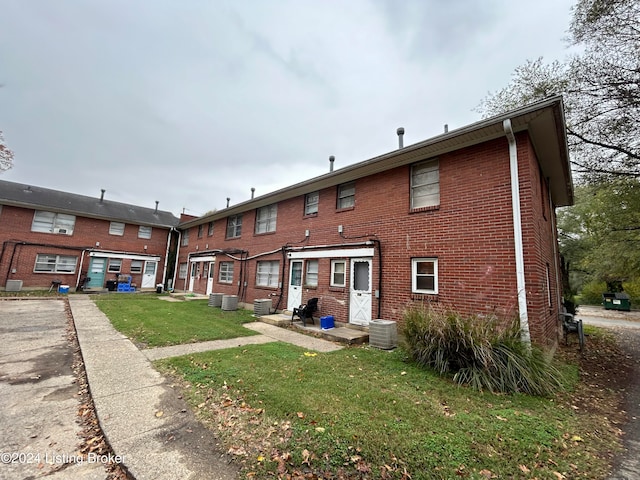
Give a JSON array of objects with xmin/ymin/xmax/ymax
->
[
  {"xmin": 255, "ymin": 204, "xmax": 277, "ymax": 234},
  {"xmin": 304, "ymin": 192, "xmax": 319, "ymax": 215},
  {"xmin": 219, "ymin": 262, "xmax": 234, "ymax": 283},
  {"xmin": 305, "ymin": 260, "xmax": 319, "ymax": 287},
  {"xmin": 226, "ymin": 215, "xmax": 243, "ymax": 238},
  {"xmin": 181, "ymin": 229, "xmax": 189, "ymax": 246},
  {"xmin": 130, "ymin": 260, "xmax": 143, "ymax": 274},
  {"xmin": 109, "ymin": 221, "xmax": 125, "ymax": 236},
  {"xmin": 412, "ymin": 258, "xmax": 438, "ymax": 294},
  {"xmin": 337, "ymin": 182, "xmax": 355, "ymax": 209},
  {"xmin": 330, "ymin": 260, "xmax": 346, "ymax": 287},
  {"xmin": 411, "ymin": 159, "xmax": 440, "ymax": 209},
  {"xmin": 197, "ymin": 224, "xmax": 204, "ymax": 238},
  {"xmin": 178, "ymin": 263, "xmax": 188, "ymax": 279},
  {"xmin": 138, "ymin": 225, "xmax": 152, "ymax": 239},
  {"xmin": 31, "ymin": 211, "xmax": 76, "ymax": 235},
  {"xmin": 108, "ymin": 258, "xmax": 122, "ymax": 273},
  {"xmin": 34, "ymin": 254, "xmax": 78, "ymax": 274},
  {"xmin": 207, "ymin": 221, "xmax": 214, "ymax": 236},
  {"xmin": 256, "ymin": 260, "xmax": 279, "ymax": 288}
]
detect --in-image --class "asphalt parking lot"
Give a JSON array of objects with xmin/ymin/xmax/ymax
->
[{"xmin": 0, "ymin": 298, "xmax": 106, "ymax": 479}]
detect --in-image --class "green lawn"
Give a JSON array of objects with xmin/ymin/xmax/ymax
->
[
  {"xmin": 93, "ymin": 295, "xmax": 258, "ymax": 347},
  {"xmin": 157, "ymin": 342, "xmax": 617, "ymax": 480}
]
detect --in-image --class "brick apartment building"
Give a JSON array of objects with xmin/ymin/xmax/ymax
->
[
  {"xmin": 175, "ymin": 96, "xmax": 573, "ymax": 346},
  {"xmin": 0, "ymin": 182, "xmax": 179, "ymax": 292}
]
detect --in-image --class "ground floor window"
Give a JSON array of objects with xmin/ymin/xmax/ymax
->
[
  {"xmin": 257, "ymin": 260, "xmax": 279, "ymax": 287},
  {"xmin": 219, "ymin": 262, "xmax": 234, "ymax": 283},
  {"xmin": 178, "ymin": 263, "xmax": 188, "ymax": 279},
  {"xmin": 130, "ymin": 260, "xmax": 143, "ymax": 273},
  {"xmin": 34, "ymin": 254, "xmax": 78, "ymax": 274},
  {"xmin": 305, "ymin": 260, "xmax": 318, "ymax": 287},
  {"xmin": 108, "ymin": 258, "xmax": 122, "ymax": 273},
  {"xmin": 331, "ymin": 260, "xmax": 346, "ymax": 287},
  {"xmin": 411, "ymin": 258, "xmax": 438, "ymax": 294}
]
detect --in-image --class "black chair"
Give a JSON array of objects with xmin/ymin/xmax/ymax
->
[
  {"xmin": 292, "ymin": 297, "xmax": 319, "ymax": 326},
  {"xmin": 559, "ymin": 310, "xmax": 584, "ymax": 351}
]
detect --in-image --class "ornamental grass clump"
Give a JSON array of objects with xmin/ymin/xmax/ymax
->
[{"xmin": 402, "ymin": 305, "xmax": 564, "ymax": 396}]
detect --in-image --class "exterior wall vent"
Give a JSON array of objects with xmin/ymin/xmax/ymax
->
[
  {"xmin": 254, "ymin": 298, "xmax": 272, "ymax": 316},
  {"xmin": 369, "ymin": 319, "xmax": 398, "ymax": 349}
]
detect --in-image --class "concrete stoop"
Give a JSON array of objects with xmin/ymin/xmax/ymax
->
[{"xmin": 257, "ymin": 313, "xmax": 369, "ymax": 345}]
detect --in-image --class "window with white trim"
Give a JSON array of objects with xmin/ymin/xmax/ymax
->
[
  {"xmin": 131, "ymin": 260, "xmax": 143, "ymax": 273},
  {"xmin": 108, "ymin": 258, "xmax": 122, "ymax": 273},
  {"xmin": 178, "ymin": 263, "xmax": 188, "ymax": 279},
  {"xmin": 256, "ymin": 260, "xmax": 279, "ymax": 287},
  {"xmin": 411, "ymin": 159, "xmax": 440, "ymax": 209},
  {"xmin": 337, "ymin": 182, "xmax": 355, "ymax": 209},
  {"xmin": 198, "ymin": 224, "xmax": 204, "ymax": 238},
  {"xmin": 226, "ymin": 215, "xmax": 242, "ymax": 238},
  {"xmin": 31, "ymin": 211, "xmax": 76, "ymax": 235},
  {"xmin": 219, "ymin": 262, "xmax": 234, "ymax": 283},
  {"xmin": 34, "ymin": 254, "xmax": 78, "ymax": 274},
  {"xmin": 305, "ymin": 260, "xmax": 318, "ymax": 287},
  {"xmin": 207, "ymin": 221, "xmax": 214, "ymax": 236},
  {"xmin": 331, "ymin": 260, "xmax": 346, "ymax": 287},
  {"xmin": 138, "ymin": 225, "xmax": 152, "ymax": 239},
  {"xmin": 411, "ymin": 258, "xmax": 438, "ymax": 294},
  {"xmin": 181, "ymin": 229, "xmax": 189, "ymax": 246},
  {"xmin": 304, "ymin": 192, "xmax": 319, "ymax": 215},
  {"xmin": 255, "ymin": 204, "xmax": 277, "ymax": 234},
  {"xmin": 109, "ymin": 222, "xmax": 125, "ymax": 236}
]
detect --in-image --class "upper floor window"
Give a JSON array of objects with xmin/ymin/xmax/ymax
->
[
  {"xmin": 34, "ymin": 254, "xmax": 77, "ymax": 274},
  {"xmin": 411, "ymin": 258, "xmax": 438, "ymax": 294},
  {"xmin": 138, "ymin": 225, "xmax": 152, "ymax": 239},
  {"xmin": 256, "ymin": 260, "xmax": 279, "ymax": 288},
  {"xmin": 256, "ymin": 204, "xmax": 277, "ymax": 234},
  {"xmin": 305, "ymin": 192, "xmax": 319, "ymax": 215},
  {"xmin": 411, "ymin": 159, "xmax": 440, "ymax": 209},
  {"xmin": 226, "ymin": 214, "xmax": 243, "ymax": 239},
  {"xmin": 109, "ymin": 222, "xmax": 125, "ymax": 236},
  {"xmin": 181, "ymin": 229, "xmax": 189, "ymax": 246},
  {"xmin": 207, "ymin": 221, "xmax": 214, "ymax": 236},
  {"xmin": 197, "ymin": 224, "xmax": 204, "ymax": 238},
  {"xmin": 31, "ymin": 211, "xmax": 76, "ymax": 235},
  {"xmin": 337, "ymin": 182, "xmax": 355, "ymax": 209}
]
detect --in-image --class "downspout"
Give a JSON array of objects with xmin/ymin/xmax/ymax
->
[
  {"xmin": 549, "ymin": 188, "xmax": 563, "ymax": 311},
  {"xmin": 503, "ymin": 119, "xmax": 531, "ymax": 345},
  {"xmin": 162, "ymin": 227, "xmax": 174, "ymax": 289},
  {"xmin": 76, "ymin": 249, "xmax": 88, "ymax": 288}
]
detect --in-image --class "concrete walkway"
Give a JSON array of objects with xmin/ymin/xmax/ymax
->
[{"xmin": 67, "ymin": 296, "xmax": 344, "ymax": 480}]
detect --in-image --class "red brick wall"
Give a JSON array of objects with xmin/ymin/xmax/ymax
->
[
  {"xmin": 0, "ymin": 205, "xmax": 170, "ymax": 289},
  {"xmin": 176, "ymin": 133, "xmax": 563, "ymax": 345}
]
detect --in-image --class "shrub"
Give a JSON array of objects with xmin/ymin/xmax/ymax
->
[
  {"xmin": 402, "ymin": 305, "xmax": 565, "ymax": 396},
  {"xmin": 578, "ymin": 280, "xmax": 608, "ymax": 305}
]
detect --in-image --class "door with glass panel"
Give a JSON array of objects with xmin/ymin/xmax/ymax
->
[
  {"xmin": 287, "ymin": 260, "xmax": 303, "ymax": 311},
  {"xmin": 349, "ymin": 258, "xmax": 372, "ymax": 326}
]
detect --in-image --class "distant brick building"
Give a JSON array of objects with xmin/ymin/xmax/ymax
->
[
  {"xmin": 175, "ymin": 97, "xmax": 573, "ymax": 346},
  {"xmin": 0, "ymin": 182, "xmax": 179, "ymax": 292}
]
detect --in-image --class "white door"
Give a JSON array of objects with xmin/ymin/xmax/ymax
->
[
  {"xmin": 349, "ymin": 258, "xmax": 372, "ymax": 326},
  {"xmin": 142, "ymin": 261, "xmax": 157, "ymax": 288},
  {"xmin": 188, "ymin": 262, "xmax": 197, "ymax": 292},
  {"xmin": 206, "ymin": 261, "xmax": 215, "ymax": 295},
  {"xmin": 287, "ymin": 260, "xmax": 303, "ymax": 311}
]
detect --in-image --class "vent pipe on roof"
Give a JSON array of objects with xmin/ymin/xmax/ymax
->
[
  {"xmin": 444, "ymin": 124, "xmax": 449, "ymax": 133},
  {"xmin": 226, "ymin": 197, "xmax": 230, "ymax": 208},
  {"xmin": 251, "ymin": 187, "xmax": 255, "ymax": 199},
  {"xmin": 154, "ymin": 201, "xmax": 159, "ymax": 213},
  {"xmin": 397, "ymin": 127, "xmax": 405, "ymax": 149},
  {"xmin": 329, "ymin": 155, "xmax": 335, "ymax": 172},
  {"xmin": 100, "ymin": 189, "xmax": 105, "ymax": 203}
]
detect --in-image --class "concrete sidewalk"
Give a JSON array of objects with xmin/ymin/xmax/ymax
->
[{"xmin": 68, "ymin": 296, "xmax": 344, "ymax": 479}]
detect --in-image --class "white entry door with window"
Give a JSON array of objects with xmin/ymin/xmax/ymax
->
[
  {"xmin": 349, "ymin": 258, "xmax": 372, "ymax": 326},
  {"xmin": 206, "ymin": 261, "xmax": 215, "ymax": 295},
  {"xmin": 188, "ymin": 262, "xmax": 198, "ymax": 292},
  {"xmin": 142, "ymin": 261, "xmax": 157, "ymax": 288},
  {"xmin": 287, "ymin": 260, "xmax": 303, "ymax": 311}
]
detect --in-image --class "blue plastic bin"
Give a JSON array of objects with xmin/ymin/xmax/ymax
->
[
  {"xmin": 320, "ymin": 315, "xmax": 334, "ymax": 330},
  {"xmin": 58, "ymin": 285, "xmax": 69, "ymax": 294}
]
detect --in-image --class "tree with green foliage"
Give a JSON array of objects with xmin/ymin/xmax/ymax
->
[{"xmin": 477, "ymin": 0, "xmax": 640, "ymax": 179}]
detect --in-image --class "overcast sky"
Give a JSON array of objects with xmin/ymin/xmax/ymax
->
[{"xmin": 0, "ymin": 0, "xmax": 576, "ymax": 217}]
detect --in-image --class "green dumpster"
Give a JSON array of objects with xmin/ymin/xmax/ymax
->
[{"xmin": 602, "ymin": 292, "xmax": 631, "ymax": 311}]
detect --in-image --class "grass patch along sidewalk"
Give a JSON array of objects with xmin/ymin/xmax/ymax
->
[
  {"xmin": 94, "ymin": 295, "xmax": 258, "ymax": 348},
  {"xmin": 156, "ymin": 342, "xmax": 619, "ymax": 480}
]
